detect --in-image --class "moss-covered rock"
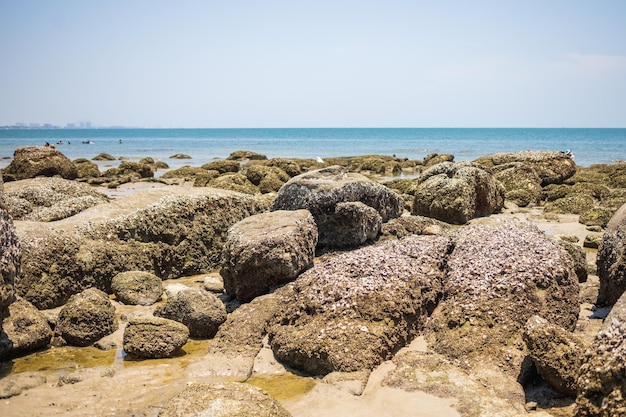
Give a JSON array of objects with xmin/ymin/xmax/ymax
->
[{"xmin": 201, "ymin": 160, "xmax": 240, "ymax": 174}]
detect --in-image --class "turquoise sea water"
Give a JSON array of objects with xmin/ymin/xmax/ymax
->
[{"xmin": 1, "ymin": 128, "xmax": 625, "ymax": 171}]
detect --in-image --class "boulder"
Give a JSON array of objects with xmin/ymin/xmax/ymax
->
[
  {"xmin": 558, "ymin": 240, "xmax": 588, "ymax": 283},
  {"xmin": 111, "ymin": 271, "xmax": 163, "ymax": 306},
  {"xmin": 597, "ymin": 202, "xmax": 626, "ymax": 305},
  {"xmin": 17, "ymin": 230, "xmax": 152, "ymax": 309},
  {"xmin": 153, "ymin": 288, "xmax": 226, "ymax": 339},
  {"xmin": 55, "ymin": 288, "xmax": 118, "ymax": 347},
  {"xmin": 73, "ymin": 158, "xmax": 100, "ymax": 178},
  {"xmin": 92, "ymin": 153, "xmax": 116, "ymax": 161},
  {"xmin": 425, "ymin": 219, "xmax": 579, "ymax": 379},
  {"xmin": 0, "ymin": 206, "xmax": 19, "ymax": 323},
  {"xmin": 412, "ymin": 162, "xmax": 505, "ymax": 224},
  {"xmin": 208, "ymin": 173, "xmax": 259, "ymax": 194},
  {"xmin": 0, "ymin": 297, "xmax": 52, "ymax": 359},
  {"xmin": 268, "ymin": 235, "xmax": 451, "ymax": 375},
  {"xmin": 380, "ymin": 215, "xmax": 451, "ymax": 240},
  {"xmin": 271, "ymin": 166, "xmax": 404, "ymax": 248},
  {"xmin": 123, "ymin": 315, "xmax": 189, "ymax": 359},
  {"xmin": 221, "ymin": 210, "xmax": 317, "ymax": 302},
  {"xmin": 3, "ymin": 177, "xmax": 109, "ymax": 221},
  {"xmin": 3, "ymin": 146, "xmax": 78, "ymax": 180},
  {"xmin": 201, "ymin": 160, "xmax": 240, "ymax": 174},
  {"xmin": 522, "ymin": 315, "xmax": 586, "ymax": 396},
  {"xmin": 491, "ymin": 162, "xmax": 543, "ymax": 207},
  {"xmin": 474, "ymin": 150, "xmax": 576, "ymax": 186},
  {"xmin": 244, "ymin": 165, "xmax": 290, "ymax": 193},
  {"xmin": 575, "ymin": 291, "xmax": 626, "ymax": 416},
  {"xmin": 423, "ymin": 153, "xmax": 454, "ymax": 167},
  {"xmin": 227, "ymin": 150, "xmax": 268, "ymax": 161},
  {"xmin": 158, "ymin": 381, "xmax": 292, "ymax": 417}
]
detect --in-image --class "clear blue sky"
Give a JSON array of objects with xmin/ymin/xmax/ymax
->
[{"xmin": 1, "ymin": 1, "xmax": 625, "ymax": 128}]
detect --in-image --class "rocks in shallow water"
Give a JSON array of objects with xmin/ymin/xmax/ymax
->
[
  {"xmin": 268, "ymin": 235, "xmax": 451, "ymax": 375},
  {"xmin": 159, "ymin": 381, "xmax": 292, "ymax": 417},
  {"xmin": 597, "ymin": 202, "xmax": 626, "ymax": 305},
  {"xmin": 153, "ymin": 288, "xmax": 226, "ymax": 339},
  {"xmin": 0, "ymin": 297, "xmax": 52, "ymax": 359},
  {"xmin": 425, "ymin": 219, "xmax": 579, "ymax": 378},
  {"xmin": 111, "ymin": 271, "xmax": 163, "ymax": 306},
  {"xmin": 123, "ymin": 315, "xmax": 189, "ymax": 359},
  {"xmin": 412, "ymin": 162, "xmax": 505, "ymax": 224},
  {"xmin": 271, "ymin": 166, "xmax": 403, "ymax": 248},
  {"xmin": 3, "ymin": 146, "xmax": 78, "ymax": 181},
  {"xmin": 55, "ymin": 288, "xmax": 118, "ymax": 347},
  {"xmin": 221, "ymin": 209, "xmax": 317, "ymax": 302},
  {"xmin": 522, "ymin": 315, "xmax": 585, "ymax": 396},
  {"xmin": 576, "ymin": 291, "xmax": 626, "ymax": 416}
]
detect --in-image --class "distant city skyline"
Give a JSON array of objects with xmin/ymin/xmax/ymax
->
[{"xmin": 1, "ymin": 1, "xmax": 625, "ymax": 128}]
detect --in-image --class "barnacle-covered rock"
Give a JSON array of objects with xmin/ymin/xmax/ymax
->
[
  {"xmin": 412, "ymin": 162, "xmax": 505, "ymax": 224},
  {"xmin": 425, "ymin": 219, "xmax": 579, "ymax": 379},
  {"xmin": 55, "ymin": 288, "xmax": 117, "ymax": 347},
  {"xmin": 154, "ymin": 288, "xmax": 226, "ymax": 339},
  {"xmin": 0, "ymin": 201, "xmax": 19, "ymax": 324},
  {"xmin": 491, "ymin": 162, "xmax": 542, "ymax": 207},
  {"xmin": 111, "ymin": 271, "xmax": 163, "ymax": 306},
  {"xmin": 221, "ymin": 210, "xmax": 317, "ymax": 303},
  {"xmin": 474, "ymin": 150, "xmax": 576, "ymax": 186},
  {"xmin": 271, "ymin": 166, "xmax": 403, "ymax": 249},
  {"xmin": 0, "ymin": 297, "xmax": 52, "ymax": 359},
  {"xmin": 268, "ymin": 235, "xmax": 451, "ymax": 375},
  {"xmin": 3, "ymin": 177, "xmax": 109, "ymax": 221},
  {"xmin": 3, "ymin": 146, "xmax": 78, "ymax": 181},
  {"xmin": 597, "ymin": 202, "xmax": 626, "ymax": 305},
  {"xmin": 227, "ymin": 150, "xmax": 268, "ymax": 161},
  {"xmin": 123, "ymin": 316, "xmax": 188, "ymax": 359},
  {"xmin": 576, "ymin": 290, "xmax": 626, "ymax": 416}
]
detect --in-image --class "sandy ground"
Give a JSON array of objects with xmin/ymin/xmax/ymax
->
[{"xmin": 0, "ymin": 181, "xmax": 604, "ymax": 417}]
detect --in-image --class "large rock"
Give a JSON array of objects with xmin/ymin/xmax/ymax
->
[
  {"xmin": 123, "ymin": 315, "xmax": 189, "ymax": 359},
  {"xmin": 271, "ymin": 166, "xmax": 404, "ymax": 248},
  {"xmin": 0, "ymin": 206, "xmax": 19, "ymax": 323},
  {"xmin": 268, "ymin": 235, "xmax": 451, "ymax": 375},
  {"xmin": 412, "ymin": 162, "xmax": 505, "ymax": 224},
  {"xmin": 491, "ymin": 162, "xmax": 543, "ymax": 207},
  {"xmin": 576, "ymin": 291, "xmax": 626, "ymax": 416},
  {"xmin": 3, "ymin": 177, "xmax": 109, "ymax": 221},
  {"xmin": 111, "ymin": 271, "xmax": 163, "ymax": 306},
  {"xmin": 17, "ymin": 189, "xmax": 270, "ymax": 309},
  {"xmin": 154, "ymin": 288, "xmax": 226, "ymax": 338},
  {"xmin": 55, "ymin": 288, "xmax": 118, "ymax": 347},
  {"xmin": 474, "ymin": 150, "xmax": 576, "ymax": 186},
  {"xmin": 220, "ymin": 210, "xmax": 318, "ymax": 302},
  {"xmin": 3, "ymin": 146, "xmax": 78, "ymax": 180},
  {"xmin": 159, "ymin": 381, "xmax": 292, "ymax": 417},
  {"xmin": 522, "ymin": 315, "xmax": 586, "ymax": 396},
  {"xmin": 597, "ymin": 202, "xmax": 626, "ymax": 305},
  {"xmin": 425, "ymin": 219, "xmax": 580, "ymax": 379},
  {"xmin": 18, "ymin": 230, "xmax": 152, "ymax": 309},
  {"xmin": 0, "ymin": 297, "xmax": 52, "ymax": 359}
]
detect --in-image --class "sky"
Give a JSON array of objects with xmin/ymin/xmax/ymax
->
[{"xmin": 1, "ymin": 1, "xmax": 625, "ymax": 128}]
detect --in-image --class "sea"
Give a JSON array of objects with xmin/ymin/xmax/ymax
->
[{"xmin": 1, "ymin": 128, "xmax": 625, "ymax": 174}]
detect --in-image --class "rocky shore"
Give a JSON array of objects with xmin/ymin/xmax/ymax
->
[{"xmin": 1, "ymin": 146, "xmax": 626, "ymax": 416}]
